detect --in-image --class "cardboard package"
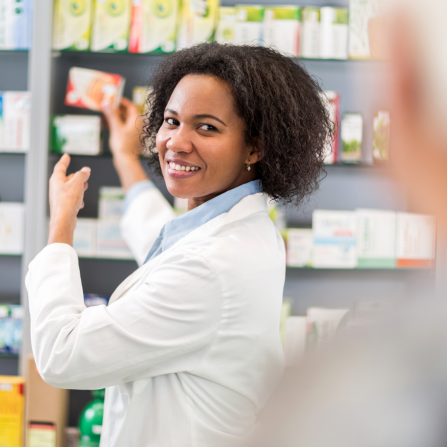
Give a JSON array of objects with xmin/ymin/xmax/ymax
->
[
  {"xmin": 0, "ymin": 376, "xmax": 25, "ymax": 447},
  {"xmin": 25, "ymin": 355, "xmax": 69, "ymax": 447}
]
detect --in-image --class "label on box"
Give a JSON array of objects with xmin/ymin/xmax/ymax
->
[
  {"xmin": 300, "ymin": 7, "xmax": 320, "ymax": 58},
  {"xmin": 73, "ymin": 218, "xmax": 97, "ymax": 257},
  {"xmin": 91, "ymin": 0, "xmax": 132, "ymax": 52},
  {"xmin": 0, "ymin": 0, "xmax": 32, "ymax": 50},
  {"xmin": 373, "ymin": 110, "xmax": 390, "ymax": 164},
  {"xmin": 341, "ymin": 113, "xmax": 363, "ymax": 163},
  {"xmin": 99, "ymin": 186, "xmax": 125, "ymax": 220},
  {"xmin": 97, "ymin": 220, "xmax": 133, "ymax": 259},
  {"xmin": 65, "ymin": 67, "xmax": 125, "ymax": 111},
  {"xmin": 27, "ymin": 422, "xmax": 56, "ymax": 447},
  {"xmin": 0, "ymin": 376, "xmax": 25, "ymax": 447},
  {"xmin": 52, "ymin": 115, "xmax": 102, "ymax": 155},
  {"xmin": 320, "ymin": 7, "xmax": 348, "ymax": 59},
  {"xmin": 286, "ymin": 228, "xmax": 312, "ymax": 267},
  {"xmin": 53, "ymin": 0, "xmax": 93, "ymax": 51},
  {"xmin": 263, "ymin": 7, "xmax": 301, "ymax": 57},
  {"xmin": 234, "ymin": 5, "xmax": 264, "ymax": 46},
  {"xmin": 129, "ymin": 0, "xmax": 179, "ymax": 53}
]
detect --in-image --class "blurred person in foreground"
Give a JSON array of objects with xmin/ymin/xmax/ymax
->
[{"xmin": 251, "ymin": 1, "xmax": 447, "ymax": 446}]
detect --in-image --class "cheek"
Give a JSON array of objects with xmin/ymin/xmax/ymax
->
[{"xmin": 156, "ymin": 129, "xmax": 168, "ymax": 159}]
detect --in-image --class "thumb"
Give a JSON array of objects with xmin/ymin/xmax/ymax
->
[{"xmin": 73, "ymin": 166, "xmax": 91, "ymax": 183}]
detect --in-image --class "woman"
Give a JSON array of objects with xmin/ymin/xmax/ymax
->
[{"xmin": 26, "ymin": 43, "xmax": 331, "ymax": 446}]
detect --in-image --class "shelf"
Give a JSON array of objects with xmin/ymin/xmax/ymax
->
[
  {"xmin": 0, "ymin": 353, "xmax": 19, "ymax": 359},
  {"xmin": 0, "ymin": 50, "xmax": 29, "ymax": 54},
  {"xmin": 0, "ymin": 253, "xmax": 22, "ymax": 258}
]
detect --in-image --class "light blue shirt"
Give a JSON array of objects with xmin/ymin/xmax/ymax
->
[{"xmin": 125, "ymin": 180, "xmax": 263, "ymax": 264}]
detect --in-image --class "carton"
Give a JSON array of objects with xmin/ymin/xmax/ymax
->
[
  {"xmin": 0, "ymin": 376, "xmax": 25, "ymax": 447},
  {"xmin": 372, "ymin": 110, "xmax": 390, "ymax": 164},
  {"xmin": 25, "ymin": 356, "xmax": 68, "ymax": 447},
  {"xmin": 65, "ymin": 67, "xmax": 125, "ymax": 111},
  {"xmin": 98, "ymin": 186, "xmax": 125, "ymax": 220},
  {"xmin": 73, "ymin": 218, "xmax": 97, "ymax": 257},
  {"xmin": 286, "ymin": 228, "xmax": 313, "ymax": 268},
  {"xmin": 53, "ymin": 0, "xmax": 93, "ymax": 51},
  {"xmin": 129, "ymin": 0, "xmax": 179, "ymax": 53},
  {"xmin": 0, "ymin": 0, "xmax": 32, "ymax": 50},
  {"xmin": 52, "ymin": 115, "xmax": 102, "ymax": 155},
  {"xmin": 300, "ymin": 7, "xmax": 320, "ymax": 58},
  {"xmin": 263, "ymin": 6, "xmax": 301, "ymax": 57},
  {"xmin": 0, "ymin": 91, "xmax": 31, "ymax": 152},
  {"xmin": 215, "ymin": 7, "xmax": 235, "ymax": 44},
  {"xmin": 320, "ymin": 7, "xmax": 348, "ymax": 59},
  {"xmin": 91, "ymin": 0, "xmax": 132, "ymax": 52},
  {"xmin": 96, "ymin": 220, "xmax": 134, "ymax": 259},
  {"xmin": 312, "ymin": 210, "xmax": 357, "ymax": 269},
  {"xmin": 340, "ymin": 113, "xmax": 363, "ymax": 163},
  {"xmin": 132, "ymin": 86, "xmax": 149, "ymax": 114},
  {"xmin": 0, "ymin": 202, "xmax": 25, "ymax": 255},
  {"xmin": 234, "ymin": 5, "xmax": 264, "ymax": 46},
  {"xmin": 176, "ymin": 0, "xmax": 219, "ymax": 50},
  {"xmin": 321, "ymin": 91, "xmax": 340, "ymax": 164}
]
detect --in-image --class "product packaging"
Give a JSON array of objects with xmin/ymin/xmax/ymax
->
[
  {"xmin": 25, "ymin": 355, "xmax": 68, "ymax": 447},
  {"xmin": 306, "ymin": 307, "xmax": 350, "ymax": 353},
  {"xmin": 0, "ymin": 202, "xmax": 25, "ymax": 255},
  {"xmin": 176, "ymin": 0, "xmax": 219, "ymax": 50},
  {"xmin": 91, "ymin": 0, "xmax": 132, "ymax": 52},
  {"xmin": 286, "ymin": 228, "xmax": 313, "ymax": 268},
  {"xmin": 0, "ymin": 91, "xmax": 31, "ymax": 152},
  {"xmin": 319, "ymin": 7, "xmax": 348, "ymax": 59},
  {"xmin": 215, "ymin": 7, "xmax": 235, "ymax": 44},
  {"xmin": 129, "ymin": 0, "xmax": 179, "ymax": 54},
  {"xmin": 0, "ymin": 0, "xmax": 32, "ymax": 50},
  {"xmin": 96, "ymin": 220, "xmax": 133, "ymax": 259},
  {"xmin": 65, "ymin": 67, "xmax": 125, "ymax": 111},
  {"xmin": 284, "ymin": 316, "xmax": 306, "ymax": 366},
  {"xmin": 395, "ymin": 212, "xmax": 436, "ymax": 269},
  {"xmin": 52, "ymin": 0, "xmax": 93, "ymax": 51},
  {"xmin": 300, "ymin": 7, "xmax": 320, "ymax": 58},
  {"xmin": 84, "ymin": 294, "xmax": 109, "ymax": 307},
  {"xmin": 348, "ymin": 0, "xmax": 381, "ymax": 59},
  {"xmin": 132, "ymin": 86, "xmax": 149, "ymax": 114},
  {"xmin": 73, "ymin": 218, "xmax": 97, "ymax": 257},
  {"xmin": 0, "ymin": 376, "xmax": 25, "ymax": 447},
  {"xmin": 234, "ymin": 5, "xmax": 264, "ymax": 46},
  {"xmin": 5, "ymin": 305, "xmax": 22, "ymax": 355},
  {"xmin": 312, "ymin": 210, "xmax": 357, "ymax": 269},
  {"xmin": 340, "ymin": 113, "xmax": 363, "ymax": 163},
  {"xmin": 0, "ymin": 305, "xmax": 9, "ymax": 354},
  {"xmin": 373, "ymin": 110, "xmax": 390, "ymax": 164},
  {"xmin": 98, "ymin": 186, "xmax": 125, "ymax": 220},
  {"xmin": 263, "ymin": 6, "xmax": 301, "ymax": 57},
  {"xmin": 356, "ymin": 209, "xmax": 396, "ymax": 268},
  {"xmin": 321, "ymin": 91, "xmax": 340, "ymax": 164},
  {"xmin": 52, "ymin": 115, "xmax": 102, "ymax": 155}
]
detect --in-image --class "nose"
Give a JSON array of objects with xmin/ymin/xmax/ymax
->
[{"xmin": 166, "ymin": 127, "xmax": 194, "ymax": 154}]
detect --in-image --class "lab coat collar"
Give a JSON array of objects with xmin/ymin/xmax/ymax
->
[{"xmin": 144, "ymin": 180, "xmax": 262, "ymax": 264}]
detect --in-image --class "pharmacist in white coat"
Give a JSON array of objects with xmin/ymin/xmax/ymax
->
[{"xmin": 26, "ymin": 43, "xmax": 331, "ymax": 446}]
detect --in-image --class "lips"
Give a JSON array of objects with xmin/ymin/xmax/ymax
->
[{"xmin": 166, "ymin": 160, "xmax": 201, "ymax": 179}]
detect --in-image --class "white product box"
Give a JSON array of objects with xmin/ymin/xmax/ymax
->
[
  {"xmin": 395, "ymin": 212, "xmax": 436, "ymax": 269},
  {"xmin": 234, "ymin": 5, "xmax": 264, "ymax": 46},
  {"xmin": 312, "ymin": 210, "xmax": 357, "ymax": 269},
  {"xmin": 96, "ymin": 220, "xmax": 133, "ymax": 259},
  {"xmin": 0, "ymin": 0, "xmax": 32, "ymax": 50},
  {"xmin": 73, "ymin": 218, "xmax": 97, "ymax": 257},
  {"xmin": 356, "ymin": 209, "xmax": 396, "ymax": 268},
  {"xmin": 98, "ymin": 187, "xmax": 125, "ymax": 220},
  {"xmin": 0, "ymin": 202, "xmax": 24, "ymax": 255},
  {"xmin": 284, "ymin": 316, "xmax": 306, "ymax": 366},
  {"xmin": 215, "ymin": 7, "xmax": 235, "ymax": 44},
  {"xmin": 0, "ymin": 91, "xmax": 31, "ymax": 152},
  {"xmin": 321, "ymin": 91, "xmax": 340, "ymax": 164},
  {"xmin": 300, "ymin": 7, "xmax": 320, "ymax": 58},
  {"xmin": 52, "ymin": 115, "xmax": 102, "ymax": 155},
  {"xmin": 286, "ymin": 228, "xmax": 313, "ymax": 268},
  {"xmin": 319, "ymin": 7, "xmax": 348, "ymax": 60},
  {"xmin": 263, "ymin": 6, "xmax": 300, "ymax": 57},
  {"xmin": 341, "ymin": 113, "xmax": 363, "ymax": 163}
]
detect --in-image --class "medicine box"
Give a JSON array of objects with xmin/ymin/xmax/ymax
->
[
  {"xmin": 96, "ymin": 220, "xmax": 134, "ymax": 259},
  {"xmin": 0, "ymin": 0, "xmax": 32, "ymax": 50},
  {"xmin": 52, "ymin": 115, "xmax": 102, "ymax": 155},
  {"xmin": 0, "ymin": 91, "xmax": 31, "ymax": 153},
  {"xmin": 53, "ymin": 0, "xmax": 93, "ymax": 51},
  {"xmin": 65, "ymin": 67, "xmax": 125, "ymax": 111},
  {"xmin": 286, "ymin": 228, "xmax": 313, "ymax": 268},
  {"xmin": 319, "ymin": 7, "xmax": 348, "ymax": 60},
  {"xmin": 321, "ymin": 91, "xmax": 340, "ymax": 164},
  {"xmin": 263, "ymin": 6, "xmax": 301, "ymax": 57},
  {"xmin": 340, "ymin": 113, "xmax": 363, "ymax": 163},
  {"xmin": 215, "ymin": 7, "xmax": 235, "ymax": 44},
  {"xmin": 129, "ymin": 0, "xmax": 179, "ymax": 54},
  {"xmin": 0, "ymin": 376, "xmax": 25, "ymax": 447},
  {"xmin": 91, "ymin": 0, "xmax": 132, "ymax": 52},
  {"xmin": 373, "ymin": 110, "xmax": 390, "ymax": 164},
  {"xmin": 98, "ymin": 186, "xmax": 125, "ymax": 220},
  {"xmin": 300, "ymin": 7, "xmax": 320, "ymax": 59},
  {"xmin": 73, "ymin": 218, "xmax": 97, "ymax": 257},
  {"xmin": 234, "ymin": 5, "xmax": 264, "ymax": 46},
  {"xmin": 0, "ymin": 202, "xmax": 25, "ymax": 255}
]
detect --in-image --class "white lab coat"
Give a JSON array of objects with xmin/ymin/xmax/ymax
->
[{"xmin": 26, "ymin": 187, "xmax": 286, "ymax": 447}]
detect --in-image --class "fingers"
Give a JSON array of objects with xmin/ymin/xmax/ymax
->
[
  {"xmin": 121, "ymin": 97, "xmax": 142, "ymax": 120},
  {"xmin": 53, "ymin": 153, "xmax": 71, "ymax": 178},
  {"xmin": 72, "ymin": 166, "xmax": 91, "ymax": 186},
  {"xmin": 102, "ymin": 102, "xmax": 123, "ymax": 129}
]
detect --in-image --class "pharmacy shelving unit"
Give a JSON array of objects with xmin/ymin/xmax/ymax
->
[
  {"xmin": 0, "ymin": 51, "xmax": 30, "ymax": 375},
  {"xmin": 19, "ymin": 0, "xmax": 447, "ymax": 425}
]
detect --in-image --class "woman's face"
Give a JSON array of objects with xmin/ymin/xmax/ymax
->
[{"xmin": 156, "ymin": 74, "xmax": 259, "ymax": 208}]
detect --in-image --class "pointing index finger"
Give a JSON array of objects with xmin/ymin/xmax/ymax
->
[{"xmin": 53, "ymin": 153, "xmax": 71, "ymax": 178}]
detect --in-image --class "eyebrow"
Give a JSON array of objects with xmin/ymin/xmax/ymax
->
[{"xmin": 165, "ymin": 109, "xmax": 227, "ymax": 127}]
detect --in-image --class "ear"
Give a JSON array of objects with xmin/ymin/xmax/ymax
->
[{"xmin": 246, "ymin": 137, "xmax": 262, "ymax": 164}]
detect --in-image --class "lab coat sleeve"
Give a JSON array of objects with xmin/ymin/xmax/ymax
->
[
  {"xmin": 120, "ymin": 180, "xmax": 176, "ymax": 266},
  {"xmin": 26, "ymin": 243, "xmax": 223, "ymax": 390}
]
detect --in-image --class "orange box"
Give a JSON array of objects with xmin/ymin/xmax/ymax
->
[
  {"xmin": 65, "ymin": 67, "xmax": 125, "ymax": 111},
  {"xmin": 0, "ymin": 376, "xmax": 25, "ymax": 447}
]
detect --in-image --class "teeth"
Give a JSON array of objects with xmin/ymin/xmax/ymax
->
[
  {"xmin": 186, "ymin": 166, "xmax": 190, "ymax": 171},
  {"xmin": 176, "ymin": 164, "xmax": 181, "ymax": 170},
  {"xmin": 169, "ymin": 162, "xmax": 199, "ymax": 172},
  {"xmin": 181, "ymin": 166, "xmax": 186, "ymax": 171}
]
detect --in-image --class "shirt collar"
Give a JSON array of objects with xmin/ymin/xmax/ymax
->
[{"xmin": 144, "ymin": 180, "xmax": 262, "ymax": 264}]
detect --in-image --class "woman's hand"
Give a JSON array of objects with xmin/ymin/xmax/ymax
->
[
  {"xmin": 48, "ymin": 154, "xmax": 91, "ymax": 246},
  {"xmin": 102, "ymin": 97, "xmax": 149, "ymax": 191}
]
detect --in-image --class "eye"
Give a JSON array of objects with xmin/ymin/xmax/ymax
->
[
  {"xmin": 199, "ymin": 124, "xmax": 217, "ymax": 132},
  {"xmin": 165, "ymin": 117, "xmax": 179, "ymax": 126}
]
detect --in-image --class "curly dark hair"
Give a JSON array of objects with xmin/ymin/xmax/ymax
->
[{"xmin": 142, "ymin": 42, "xmax": 332, "ymax": 205}]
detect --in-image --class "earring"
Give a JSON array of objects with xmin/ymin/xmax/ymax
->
[{"xmin": 246, "ymin": 162, "xmax": 251, "ymax": 171}]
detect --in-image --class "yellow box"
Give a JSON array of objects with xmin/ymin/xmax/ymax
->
[{"xmin": 0, "ymin": 376, "xmax": 25, "ymax": 447}]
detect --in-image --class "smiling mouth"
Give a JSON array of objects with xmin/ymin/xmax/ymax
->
[{"xmin": 168, "ymin": 162, "xmax": 201, "ymax": 172}]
